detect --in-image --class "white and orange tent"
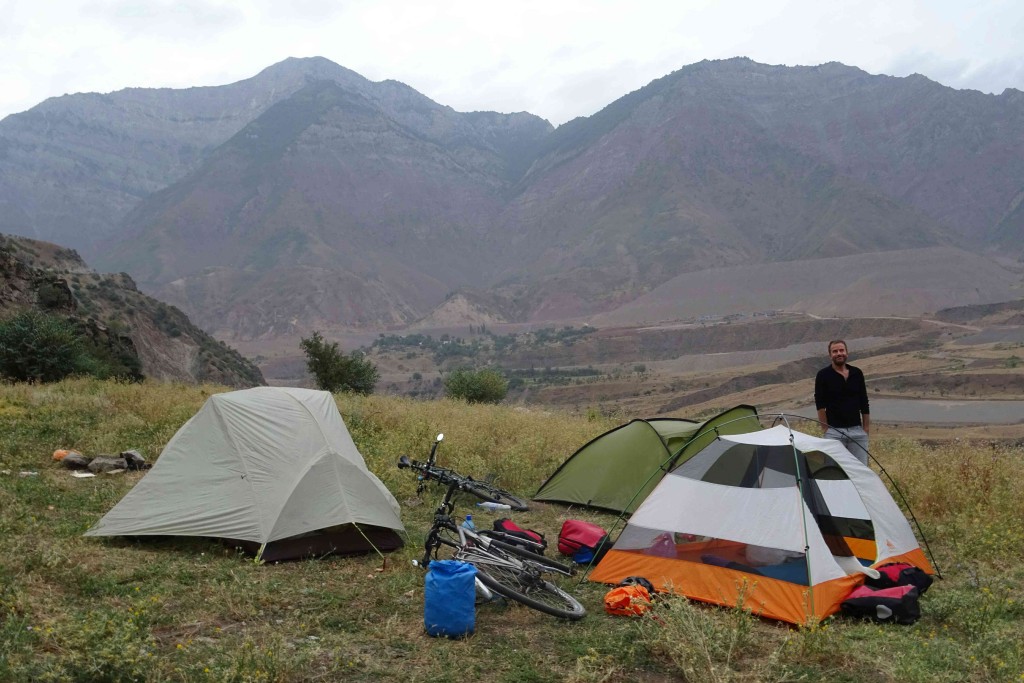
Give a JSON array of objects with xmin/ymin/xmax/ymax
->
[{"xmin": 589, "ymin": 425, "xmax": 933, "ymax": 624}]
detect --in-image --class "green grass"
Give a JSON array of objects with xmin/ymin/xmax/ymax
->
[{"xmin": 0, "ymin": 378, "xmax": 1022, "ymax": 681}]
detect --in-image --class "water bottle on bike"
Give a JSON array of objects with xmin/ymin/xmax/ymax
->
[{"xmin": 461, "ymin": 514, "xmax": 476, "ymax": 531}]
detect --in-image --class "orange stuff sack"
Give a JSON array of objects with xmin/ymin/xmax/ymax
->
[
  {"xmin": 604, "ymin": 585, "xmax": 652, "ymax": 617},
  {"xmin": 53, "ymin": 449, "xmax": 74, "ymax": 461}
]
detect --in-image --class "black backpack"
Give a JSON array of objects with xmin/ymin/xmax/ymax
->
[
  {"xmin": 865, "ymin": 562, "xmax": 934, "ymax": 595},
  {"xmin": 841, "ymin": 584, "xmax": 921, "ymax": 625}
]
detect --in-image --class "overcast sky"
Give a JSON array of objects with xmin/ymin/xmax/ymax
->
[{"xmin": 2, "ymin": 0, "xmax": 1023, "ymax": 126}]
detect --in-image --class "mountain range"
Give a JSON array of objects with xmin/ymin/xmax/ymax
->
[{"xmin": 1, "ymin": 56, "xmax": 1022, "ymax": 350}]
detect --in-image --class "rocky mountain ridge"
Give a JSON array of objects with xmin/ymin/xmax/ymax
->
[
  {"xmin": 0, "ymin": 233, "xmax": 264, "ymax": 386},
  {"xmin": 2, "ymin": 57, "xmax": 1023, "ymax": 345}
]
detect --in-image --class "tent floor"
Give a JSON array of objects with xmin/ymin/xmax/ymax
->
[{"xmin": 225, "ymin": 525, "xmax": 404, "ymax": 562}]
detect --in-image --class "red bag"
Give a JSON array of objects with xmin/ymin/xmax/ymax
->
[
  {"xmin": 557, "ymin": 520, "xmax": 609, "ymax": 562},
  {"xmin": 604, "ymin": 585, "xmax": 652, "ymax": 616},
  {"xmin": 492, "ymin": 518, "xmax": 547, "ymax": 554}
]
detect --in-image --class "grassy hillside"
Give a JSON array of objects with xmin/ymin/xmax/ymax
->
[{"xmin": 1, "ymin": 379, "xmax": 1021, "ymax": 681}]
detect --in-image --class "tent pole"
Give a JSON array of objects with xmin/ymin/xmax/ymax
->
[
  {"xmin": 782, "ymin": 420, "xmax": 817, "ymax": 624},
  {"xmin": 768, "ymin": 412, "xmax": 942, "ymax": 579}
]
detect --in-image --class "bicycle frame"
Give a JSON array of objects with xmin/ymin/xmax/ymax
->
[
  {"xmin": 409, "ymin": 469, "xmax": 586, "ymax": 620},
  {"xmin": 422, "ymin": 480, "xmax": 562, "ymax": 572}
]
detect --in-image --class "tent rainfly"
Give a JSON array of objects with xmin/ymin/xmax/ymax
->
[
  {"xmin": 588, "ymin": 425, "xmax": 934, "ymax": 624},
  {"xmin": 533, "ymin": 405, "xmax": 760, "ymax": 514},
  {"xmin": 85, "ymin": 387, "xmax": 404, "ymax": 561}
]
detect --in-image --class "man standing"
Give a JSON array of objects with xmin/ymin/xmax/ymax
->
[{"xmin": 815, "ymin": 340, "xmax": 871, "ymax": 464}]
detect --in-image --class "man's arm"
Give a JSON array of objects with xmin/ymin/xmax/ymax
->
[
  {"xmin": 814, "ymin": 369, "xmax": 828, "ymax": 432},
  {"xmin": 857, "ymin": 367, "xmax": 870, "ymax": 433}
]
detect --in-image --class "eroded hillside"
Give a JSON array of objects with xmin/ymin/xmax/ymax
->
[{"xmin": 0, "ymin": 234, "xmax": 264, "ymax": 387}]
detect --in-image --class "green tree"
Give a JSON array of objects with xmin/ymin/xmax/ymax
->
[
  {"xmin": 443, "ymin": 368, "xmax": 508, "ymax": 404},
  {"xmin": 0, "ymin": 310, "xmax": 84, "ymax": 383},
  {"xmin": 300, "ymin": 331, "xmax": 379, "ymax": 394}
]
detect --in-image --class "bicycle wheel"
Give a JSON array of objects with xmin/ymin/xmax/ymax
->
[
  {"xmin": 474, "ymin": 558, "xmax": 586, "ymax": 620},
  {"xmin": 482, "ymin": 537, "xmax": 576, "ymax": 576},
  {"xmin": 462, "ymin": 480, "xmax": 530, "ymax": 512}
]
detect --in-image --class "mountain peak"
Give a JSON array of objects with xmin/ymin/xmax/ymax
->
[{"xmin": 252, "ymin": 56, "xmax": 369, "ymax": 89}]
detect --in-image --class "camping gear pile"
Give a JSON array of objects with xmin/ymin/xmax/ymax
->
[
  {"xmin": 840, "ymin": 561, "xmax": 934, "ymax": 624},
  {"xmin": 557, "ymin": 519, "xmax": 610, "ymax": 564},
  {"xmin": 79, "ymin": 392, "xmax": 936, "ymax": 631}
]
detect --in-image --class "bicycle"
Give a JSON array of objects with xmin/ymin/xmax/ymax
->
[
  {"xmin": 397, "ymin": 433, "xmax": 530, "ymax": 511},
  {"xmin": 398, "ymin": 463, "xmax": 586, "ymax": 620}
]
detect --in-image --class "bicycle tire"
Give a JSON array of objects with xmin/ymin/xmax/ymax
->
[
  {"xmin": 474, "ymin": 561, "xmax": 586, "ymax": 620},
  {"xmin": 482, "ymin": 537, "xmax": 576, "ymax": 576},
  {"xmin": 461, "ymin": 480, "xmax": 530, "ymax": 512}
]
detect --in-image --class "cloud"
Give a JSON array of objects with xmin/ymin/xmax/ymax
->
[
  {"xmin": 83, "ymin": 0, "xmax": 245, "ymax": 40},
  {"xmin": 2, "ymin": 0, "xmax": 1024, "ymax": 123},
  {"xmin": 884, "ymin": 49, "xmax": 1024, "ymax": 94}
]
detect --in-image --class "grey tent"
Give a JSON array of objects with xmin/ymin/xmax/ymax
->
[
  {"xmin": 86, "ymin": 387, "xmax": 404, "ymax": 561},
  {"xmin": 533, "ymin": 405, "xmax": 759, "ymax": 514}
]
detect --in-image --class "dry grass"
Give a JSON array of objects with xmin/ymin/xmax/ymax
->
[{"xmin": 1, "ymin": 378, "xmax": 1022, "ymax": 681}]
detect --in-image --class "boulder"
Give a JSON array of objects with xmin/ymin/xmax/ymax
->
[
  {"xmin": 120, "ymin": 450, "xmax": 149, "ymax": 470},
  {"xmin": 88, "ymin": 456, "xmax": 127, "ymax": 474},
  {"xmin": 61, "ymin": 453, "xmax": 92, "ymax": 470}
]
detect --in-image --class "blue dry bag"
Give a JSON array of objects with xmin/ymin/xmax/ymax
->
[{"xmin": 424, "ymin": 560, "xmax": 477, "ymax": 638}]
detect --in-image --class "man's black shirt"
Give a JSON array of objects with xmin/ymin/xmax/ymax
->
[{"xmin": 814, "ymin": 364, "xmax": 870, "ymax": 428}]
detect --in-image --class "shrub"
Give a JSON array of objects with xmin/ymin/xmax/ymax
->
[
  {"xmin": 443, "ymin": 368, "xmax": 508, "ymax": 404},
  {"xmin": 300, "ymin": 331, "xmax": 379, "ymax": 394},
  {"xmin": 0, "ymin": 310, "xmax": 85, "ymax": 383},
  {"xmin": 36, "ymin": 281, "xmax": 69, "ymax": 310}
]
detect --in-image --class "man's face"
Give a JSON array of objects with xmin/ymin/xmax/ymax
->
[{"xmin": 829, "ymin": 343, "xmax": 848, "ymax": 366}]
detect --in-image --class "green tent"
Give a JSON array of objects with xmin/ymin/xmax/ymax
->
[{"xmin": 533, "ymin": 405, "xmax": 760, "ymax": 514}]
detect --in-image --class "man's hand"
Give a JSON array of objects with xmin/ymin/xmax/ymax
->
[{"xmin": 816, "ymin": 408, "xmax": 828, "ymax": 435}]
